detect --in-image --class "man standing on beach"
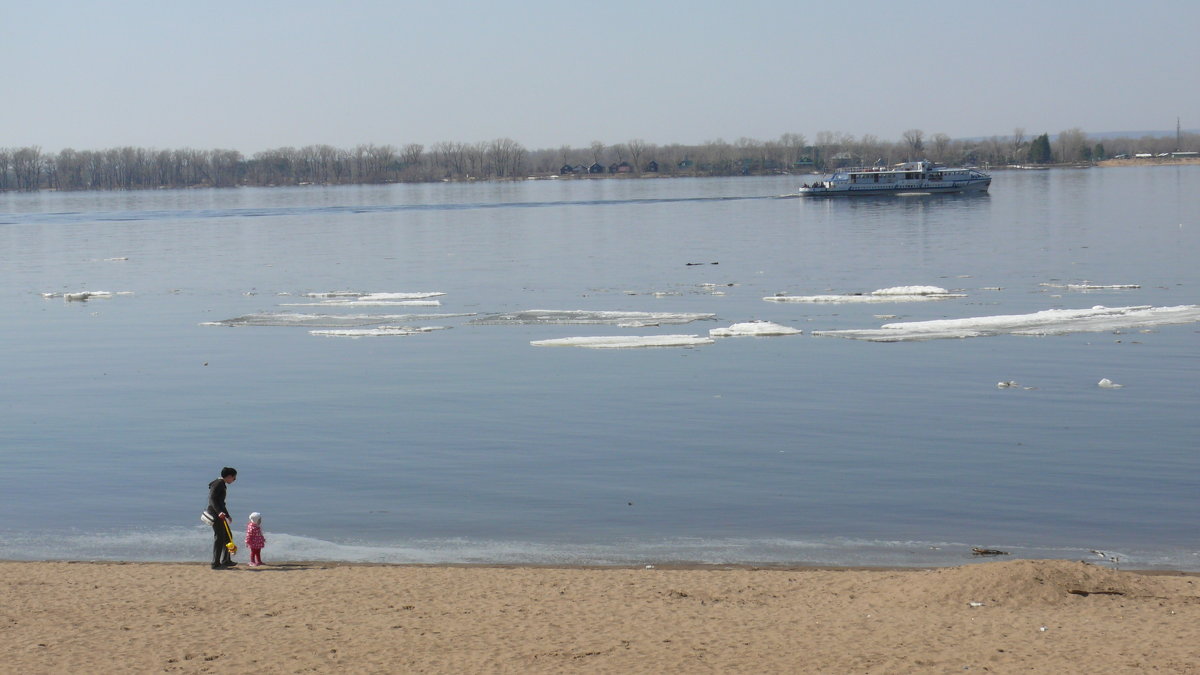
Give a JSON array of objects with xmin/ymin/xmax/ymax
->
[{"xmin": 206, "ymin": 467, "xmax": 237, "ymax": 569}]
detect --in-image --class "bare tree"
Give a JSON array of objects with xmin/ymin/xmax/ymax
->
[
  {"xmin": 12, "ymin": 146, "xmax": 42, "ymax": 191},
  {"xmin": 855, "ymin": 134, "xmax": 884, "ymax": 165},
  {"xmin": 431, "ymin": 141, "xmax": 468, "ymax": 178},
  {"xmin": 779, "ymin": 132, "xmax": 807, "ymax": 169},
  {"xmin": 210, "ymin": 149, "xmax": 243, "ymax": 187},
  {"xmin": 981, "ymin": 137, "xmax": 1005, "ymax": 165},
  {"xmin": 526, "ymin": 147, "xmax": 559, "ymax": 174},
  {"xmin": 19, "ymin": 122, "xmax": 1198, "ymax": 192},
  {"xmin": 931, "ymin": 133, "xmax": 951, "ymax": 161},
  {"xmin": 319, "ymin": 144, "xmax": 348, "ymax": 183},
  {"xmin": 86, "ymin": 150, "xmax": 107, "ymax": 187},
  {"xmin": 401, "ymin": 143, "xmax": 424, "ymax": 168},
  {"xmin": 698, "ymin": 138, "xmax": 733, "ymax": 174},
  {"xmin": 627, "ymin": 139, "xmax": 646, "ymax": 173},
  {"xmin": 396, "ymin": 143, "xmax": 424, "ymax": 180},
  {"xmin": 902, "ymin": 129, "xmax": 925, "ymax": 158},
  {"xmin": 1056, "ymin": 128, "xmax": 1090, "ymax": 163},
  {"xmin": 813, "ymin": 131, "xmax": 845, "ymax": 168},
  {"xmin": 466, "ymin": 142, "xmax": 487, "ymax": 177},
  {"xmin": 1010, "ymin": 127, "xmax": 1026, "ymax": 163},
  {"xmin": 610, "ymin": 143, "xmax": 627, "ymax": 164},
  {"xmin": 54, "ymin": 148, "xmax": 83, "ymax": 189},
  {"xmin": 658, "ymin": 143, "xmax": 686, "ymax": 174},
  {"xmin": 372, "ymin": 144, "xmax": 399, "ymax": 182},
  {"xmin": 735, "ymin": 137, "xmax": 763, "ymax": 173},
  {"xmin": 297, "ymin": 146, "xmax": 320, "ymax": 183},
  {"xmin": 762, "ymin": 140, "xmax": 784, "ymax": 170},
  {"xmin": 348, "ymin": 144, "xmax": 397, "ymax": 183},
  {"xmin": 485, "ymin": 138, "xmax": 525, "ymax": 177}
]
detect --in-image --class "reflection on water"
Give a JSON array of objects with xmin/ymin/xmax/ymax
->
[{"xmin": 2, "ymin": 168, "xmax": 1199, "ymax": 567}]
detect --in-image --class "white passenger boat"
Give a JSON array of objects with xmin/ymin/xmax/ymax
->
[{"xmin": 798, "ymin": 161, "xmax": 991, "ymax": 196}]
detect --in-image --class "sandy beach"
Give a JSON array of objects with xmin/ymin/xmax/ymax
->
[{"xmin": 3, "ymin": 559, "xmax": 1199, "ymax": 673}]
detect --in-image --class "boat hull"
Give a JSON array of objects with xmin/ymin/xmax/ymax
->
[{"xmin": 798, "ymin": 179, "xmax": 990, "ymax": 197}]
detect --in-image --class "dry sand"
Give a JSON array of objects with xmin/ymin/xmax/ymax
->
[{"xmin": 3, "ymin": 558, "xmax": 1199, "ymax": 673}]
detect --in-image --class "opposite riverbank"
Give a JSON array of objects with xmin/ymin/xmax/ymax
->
[{"xmin": 1097, "ymin": 156, "xmax": 1200, "ymax": 167}]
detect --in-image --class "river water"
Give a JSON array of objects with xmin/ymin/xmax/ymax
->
[{"xmin": 2, "ymin": 166, "xmax": 1198, "ymax": 569}]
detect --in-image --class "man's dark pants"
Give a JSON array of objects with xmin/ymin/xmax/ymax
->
[{"xmin": 212, "ymin": 518, "xmax": 232, "ymax": 567}]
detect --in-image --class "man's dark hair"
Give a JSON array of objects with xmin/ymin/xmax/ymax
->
[{"xmin": 221, "ymin": 467, "xmax": 238, "ymax": 478}]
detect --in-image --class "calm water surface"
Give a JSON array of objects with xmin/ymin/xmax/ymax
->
[{"xmin": 2, "ymin": 167, "xmax": 1198, "ymax": 568}]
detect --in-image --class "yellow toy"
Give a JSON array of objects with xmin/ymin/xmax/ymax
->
[{"xmin": 222, "ymin": 517, "xmax": 238, "ymax": 555}]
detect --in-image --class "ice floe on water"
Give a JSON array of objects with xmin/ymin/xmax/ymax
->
[
  {"xmin": 42, "ymin": 290, "xmax": 132, "ymax": 301},
  {"xmin": 1098, "ymin": 378, "xmax": 1124, "ymax": 389},
  {"xmin": 605, "ymin": 283, "xmax": 733, "ymax": 298},
  {"xmin": 1041, "ymin": 282, "xmax": 1141, "ymax": 291},
  {"xmin": 764, "ymin": 285, "xmax": 965, "ymax": 304},
  {"xmin": 310, "ymin": 325, "xmax": 450, "ymax": 338},
  {"xmin": 813, "ymin": 305, "xmax": 1200, "ymax": 342},
  {"xmin": 202, "ymin": 312, "xmax": 473, "ymax": 328},
  {"xmin": 530, "ymin": 335, "xmax": 714, "ymax": 349},
  {"xmin": 696, "ymin": 283, "xmax": 735, "ymax": 295},
  {"xmin": 709, "ymin": 320, "xmax": 802, "ymax": 337},
  {"xmin": 470, "ymin": 309, "xmax": 715, "ymax": 327},
  {"xmin": 873, "ymin": 285, "xmax": 957, "ymax": 296},
  {"xmin": 287, "ymin": 299, "xmax": 442, "ymax": 307},
  {"xmin": 282, "ymin": 291, "xmax": 444, "ymax": 307},
  {"xmin": 303, "ymin": 291, "xmax": 445, "ymax": 300}
]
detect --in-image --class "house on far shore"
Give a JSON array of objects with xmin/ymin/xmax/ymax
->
[
  {"xmin": 644, "ymin": 160, "xmax": 659, "ymax": 173},
  {"xmin": 608, "ymin": 161, "xmax": 633, "ymax": 174},
  {"xmin": 588, "ymin": 162, "xmax": 605, "ymax": 174}
]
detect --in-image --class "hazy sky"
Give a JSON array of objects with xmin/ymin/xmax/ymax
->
[{"xmin": 4, "ymin": 1, "xmax": 1198, "ymax": 154}]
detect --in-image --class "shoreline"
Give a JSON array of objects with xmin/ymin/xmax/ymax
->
[
  {"xmin": 5, "ymin": 557, "xmax": 1198, "ymax": 575},
  {"xmin": 6, "ymin": 558, "xmax": 1200, "ymax": 672},
  {"xmin": 5, "ymin": 155, "xmax": 1195, "ymax": 196},
  {"xmin": 1097, "ymin": 156, "xmax": 1200, "ymax": 167}
]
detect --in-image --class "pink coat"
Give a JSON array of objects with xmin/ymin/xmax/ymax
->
[{"xmin": 245, "ymin": 521, "xmax": 266, "ymax": 549}]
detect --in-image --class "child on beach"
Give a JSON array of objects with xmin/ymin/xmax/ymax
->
[{"xmin": 245, "ymin": 512, "xmax": 266, "ymax": 566}]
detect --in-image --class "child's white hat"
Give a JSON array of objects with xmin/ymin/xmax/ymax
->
[{"xmin": 249, "ymin": 512, "xmax": 261, "ymax": 523}]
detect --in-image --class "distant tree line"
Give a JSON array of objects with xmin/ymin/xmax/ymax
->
[{"xmin": 1, "ymin": 128, "xmax": 1196, "ymax": 192}]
